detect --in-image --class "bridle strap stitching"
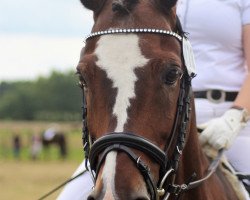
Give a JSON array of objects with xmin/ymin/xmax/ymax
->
[
  {"xmin": 164, "ymin": 78, "xmax": 185, "ymax": 154},
  {"xmin": 168, "ymin": 73, "xmax": 192, "ymax": 164}
]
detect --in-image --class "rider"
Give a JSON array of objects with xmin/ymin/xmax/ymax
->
[{"xmin": 177, "ymin": 0, "xmax": 250, "ymax": 194}]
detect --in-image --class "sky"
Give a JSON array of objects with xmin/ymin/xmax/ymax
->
[{"xmin": 0, "ymin": 0, "xmax": 93, "ymax": 81}]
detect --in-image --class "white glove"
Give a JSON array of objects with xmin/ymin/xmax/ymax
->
[{"xmin": 198, "ymin": 108, "xmax": 249, "ymax": 150}]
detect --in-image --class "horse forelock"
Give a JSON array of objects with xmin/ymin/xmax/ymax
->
[
  {"xmin": 89, "ymin": 0, "xmax": 177, "ymax": 33},
  {"xmin": 81, "ymin": 0, "xmax": 178, "ymax": 16},
  {"xmin": 112, "ymin": 0, "xmax": 139, "ymax": 13}
]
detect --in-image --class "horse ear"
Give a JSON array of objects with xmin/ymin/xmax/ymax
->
[{"xmin": 80, "ymin": 0, "xmax": 104, "ymax": 11}]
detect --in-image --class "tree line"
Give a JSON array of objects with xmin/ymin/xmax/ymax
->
[{"xmin": 0, "ymin": 70, "xmax": 82, "ymax": 121}]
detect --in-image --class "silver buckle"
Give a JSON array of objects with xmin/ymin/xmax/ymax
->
[{"xmin": 206, "ymin": 90, "xmax": 226, "ymax": 103}]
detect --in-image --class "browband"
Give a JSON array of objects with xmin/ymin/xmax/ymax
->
[{"xmin": 85, "ymin": 28, "xmax": 182, "ymax": 41}]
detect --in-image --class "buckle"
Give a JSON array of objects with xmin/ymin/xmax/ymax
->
[{"xmin": 206, "ymin": 90, "xmax": 226, "ymax": 103}]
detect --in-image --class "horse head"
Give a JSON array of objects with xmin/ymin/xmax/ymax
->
[{"xmin": 77, "ymin": 0, "xmax": 198, "ymax": 199}]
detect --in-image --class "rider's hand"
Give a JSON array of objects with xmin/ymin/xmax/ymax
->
[{"xmin": 198, "ymin": 108, "xmax": 249, "ymax": 150}]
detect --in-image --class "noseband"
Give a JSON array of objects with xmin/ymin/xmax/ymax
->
[{"xmin": 81, "ymin": 27, "xmax": 196, "ymax": 200}]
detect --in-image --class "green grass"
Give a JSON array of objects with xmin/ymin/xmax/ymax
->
[{"xmin": 0, "ymin": 121, "xmax": 86, "ymax": 200}]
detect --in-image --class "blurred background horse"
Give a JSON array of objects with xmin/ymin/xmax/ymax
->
[{"xmin": 42, "ymin": 125, "xmax": 67, "ymax": 159}]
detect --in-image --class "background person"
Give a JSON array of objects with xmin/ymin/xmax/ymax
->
[
  {"xmin": 30, "ymin": 133, "xmax": 42, "ymax": 160},
  {"xmin": 13, "ymin": 133, "xmax": 21, "ymax": 159}
]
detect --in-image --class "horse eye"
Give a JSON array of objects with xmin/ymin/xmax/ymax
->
[
  {"xmin": 76, "ymin": 71, "xmax": 87, "ymax": 88},
  {"xmin": 164, "ymin": 67, "xmax": 182, "ymax": 85}
]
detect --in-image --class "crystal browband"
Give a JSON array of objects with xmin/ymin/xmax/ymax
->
[{"xmin": 85, "ymin": 28, "xmax": 183, "ymax": 41}]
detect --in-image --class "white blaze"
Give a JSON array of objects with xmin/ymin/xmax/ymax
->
[
  {"xmin": 95, "ymin": 34, "xmax": 149, "ymax": 198},
  {"xmin": 95, "ymin": 34, "xmax": 149, "ymax": 132},
  {"xmin": 102, "ymin": 151, "xmax": 117, "ymax": 199}
]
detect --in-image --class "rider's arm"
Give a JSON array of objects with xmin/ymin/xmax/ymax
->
[{"xmin": 233, "ymin": 24, "xmax": 250, "ymax": 112}]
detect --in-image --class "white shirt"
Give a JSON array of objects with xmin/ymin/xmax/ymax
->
[
  {"xmin": 177, "ymin": 0, "xmax": 250, "ymax": 91},
  {"xmin": 56, "ymin": 161, "xmax": 93, "ymax": 200}
]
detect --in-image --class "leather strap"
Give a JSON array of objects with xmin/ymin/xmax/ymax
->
[
  {"xmin": 194, "ymin": 90, "xmax": 238, "ymax": 102},
  {"xmin": 94, "ymin": 144, "xmax": 157, "ymax": 200},
  {"xmin": 89, "ymin": 132, "xmax": 167, "ymax": 172}
]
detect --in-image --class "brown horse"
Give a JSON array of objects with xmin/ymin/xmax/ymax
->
[
  {"xmin": 42, "ymin": 131, "xmax": 67, "ymax": 159},
  {"xmin": 77, "ymin": 0, "xmax": 239, "ymax": 199}
]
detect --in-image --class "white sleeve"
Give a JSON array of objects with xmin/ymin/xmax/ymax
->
[
  {"xmin": 242, "ymin": 0, "xmax": 250, "ymax": 25},
  {"xmin": 56, "ymin": 160, "xmax": 93, "ymax": 200}
]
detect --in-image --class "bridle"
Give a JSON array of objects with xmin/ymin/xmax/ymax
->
[
  {"xmin": 36, "ymin": 20, "xmax": 250, "ymax": 200},
  {"xmin": 80, "ymin": 26, "xmax": 212, "ymax": 200}
]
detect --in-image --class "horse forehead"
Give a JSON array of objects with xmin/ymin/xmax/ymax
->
[{"xmin": 94, "ymin": 34, "xmax": 148, "ymax": 70}]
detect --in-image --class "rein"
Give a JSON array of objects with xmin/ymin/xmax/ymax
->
[
  {"xmin": 81, "ymin": 28, "xmax": 220, "ymax": 200},
  {"xmin": 38, "ymin": 170, "xmax": 87, "ymax": 200}
]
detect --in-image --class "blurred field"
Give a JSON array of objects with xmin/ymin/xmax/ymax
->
[
  {"xmin": 0, "ymin": 160, "xmax": 80, "ymax": 200},
  {"xmin": 0, "ymin": 121, "xmax": 83, "ymax": 161},
  {"xmin": 0, "ymin": 121, "xmax": 85, "ymax": 200}
]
